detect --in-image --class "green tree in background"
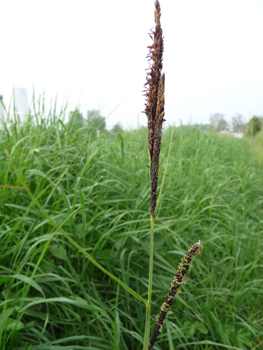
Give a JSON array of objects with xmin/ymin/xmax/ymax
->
[
  {"xmin": 232, "ymin": 113, "xmax": 245, "ymax": 132},
  {"xmin": 87, "ymin": 110, "xmax": 106, "ymax": 132},
  {"xmin": 216, "ymin": 118, "xmax": 228, "ymax": 132},
  {"xmin": 247, "ymin": 116, "xmax": 263, "ymax": 136},
  {"xmin": 67, "ymin": 109, "xmax": 106, "ymax": 137},
  {"xmin": 111, "ymin": 122, "xmax": 123, "ymax": 134},
  {"xmin": 209, "ymin": 113, "xmax": 225, "ymax": 131},
  {"xmin": 68, "ymin": 109, "xmax": 85, "ymax": 133}
]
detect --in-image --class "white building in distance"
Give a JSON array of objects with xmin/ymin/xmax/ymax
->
[{"xmin": 0, "ymin": 88, "xmax": 29, "ymax": 129}]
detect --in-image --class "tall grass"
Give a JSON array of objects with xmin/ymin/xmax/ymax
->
[
  {"xmin": 143, "ymin": 1, "xmax": 166, "ymax": 347},
  {"xmin": 246, "ymin": 129, "xmax": 263, "ymax": 170},
  {"xmin": 1, "ymin": 3, "xmax": 263, "ymax": 347},
  {"xmin": 1, "ymin": 98, "xmax": 263, "ymax": 349}
]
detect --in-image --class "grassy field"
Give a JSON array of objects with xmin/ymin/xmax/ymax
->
[
  {"xmin": 1, "ymin": 111, "xmax": 263, "ymax": 350},
  {"xmin": 248, "ymin": 129, "xmax": 263, "ymax": 170}
]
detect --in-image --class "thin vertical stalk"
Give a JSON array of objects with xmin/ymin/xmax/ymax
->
[
  {"xmin": 144, "ymin": 0, "xmax": 164, "ymax": 217},
  {"xmin": 155, "ymin": 127, "xmax": 173, "ymax": 216},
  {"xmin": 143, "ymin": 1, "xmax": 165, "ymax": 348},
  {"xmin": 143, "ymin": 303, "xmax": 151, "ymax": 350},
  {"xmin": 143, "ymin": 217, "xmax": 155, "ymax": 350},
  {"xmin": 148, "ymin": 217, "xmax": 154, "ymax": 306}
]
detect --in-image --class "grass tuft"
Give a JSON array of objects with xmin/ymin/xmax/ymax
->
[
  {"xmin": 1, "ymin": 1, "xmax": 263, "ymax": 347},
  {"xmin": 1, "ymin": 116, "xmax": 263, "ymax": 348}
]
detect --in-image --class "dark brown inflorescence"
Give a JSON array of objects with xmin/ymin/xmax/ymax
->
[
  {"xmin": 150, "ymin": 73, "xmax": 165, "ymax": 217},
  {"xmin": 148, "ymin": 241, "xmax": 203, "ymax": 350},
  {"xmin": 143, "ymin": 0, "xmax": 165, "ymax": 218}
]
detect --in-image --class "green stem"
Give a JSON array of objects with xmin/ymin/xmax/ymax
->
[
  {"xmin": 155, "ymin": 127, "xmax": 173, "ymax": 216},
  {"xmin": 143, "ymin": 302, "xmax": 151, "ymax": 350},
  {"xmin": 143, "ymin": 217, "xmax": 154, "ymax": 350},
  {"xmin": 148, "ymin": 217, "xmax": 154, "ymax": 305}
]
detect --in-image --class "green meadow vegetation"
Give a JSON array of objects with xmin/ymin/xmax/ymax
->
[
  {"xmin": 1, "ymin": 1, "xmax": 263, "ymax": 348},
  {"xmin": 248, "ymin": 129, "xmax": 263, "ymax": 169},
  {"xmin": 1, "ymin": 105, "xmax": 263, "ymax": 349}
]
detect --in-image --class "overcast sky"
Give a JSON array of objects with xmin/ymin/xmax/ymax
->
[{"xmin": 1, "ymin": 0, "xmax": 263, "ymax": 129}]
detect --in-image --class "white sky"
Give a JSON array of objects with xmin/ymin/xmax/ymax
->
[{"xmin": 1, "ymin": 0, "xmax": 263, "ymax": 129}]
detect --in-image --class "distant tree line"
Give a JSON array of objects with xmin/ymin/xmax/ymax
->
[
  {"xmin": 209, "ymin": 113, "xmax": 247, "ymax": 132},
  {"xmin": 67, "ymin": 109, "xmax": 123, "ymax": 136},
  {"xmin": 209, "ymin": 113, "xmax": 244, "ymax": 133},
  {"xmin": 67, "ymin": 109, "xmax": 263, "ymax": 138},
  {"xmin": 246, "ymin": 116, "xmax": 263, "ymax": 136},
  {"xmin": 209, "ymin": 112, "xmax": 263, "ymax": 137}
]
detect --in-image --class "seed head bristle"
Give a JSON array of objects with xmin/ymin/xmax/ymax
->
[
  {"xmin": 144, "ymin": 0, "xmax": 165, "ymax": 219},
  {"xmin": 148, "ymin": 241, "xmax": 203, "ymax": 349},
  {"xmin": 144, "ymin": 0, "xmax": 164, "ymax": 165},
  {"xmin": 150, "ymin": 73, "xmax": 165, "ymax": 217}
]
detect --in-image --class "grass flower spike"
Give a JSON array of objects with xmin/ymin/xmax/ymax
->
[
  {"xmin": 143, "ymin": 3, "xmax": 203, "ymax": 349},
  {"xmin": 144, "ymin": 0, "xmax": 165, "ymax": 218},
  {"xmin": 143, "ymin": 2, "xmax": 166, "ymax": 348},
  {"xmin": 149, "ymin": 241, "xmax": 203, "ymax": 349},
  {"xmin": 150, "ymin": 73, "xmax": 165, "ymax": 217}
]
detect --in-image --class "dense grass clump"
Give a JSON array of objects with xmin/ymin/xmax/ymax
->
[
  {"xmin": 246, "ymin": 129, "xmax": 263, "ymax": 169},
  {"xmin": 1, "ymin": 111, "xmax": 263, "ymax": 349}
]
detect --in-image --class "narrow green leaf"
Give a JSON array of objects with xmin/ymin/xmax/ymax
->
[{"xmin": 5, "ymin": 149, "xmax": 147, "ymax": 306}]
